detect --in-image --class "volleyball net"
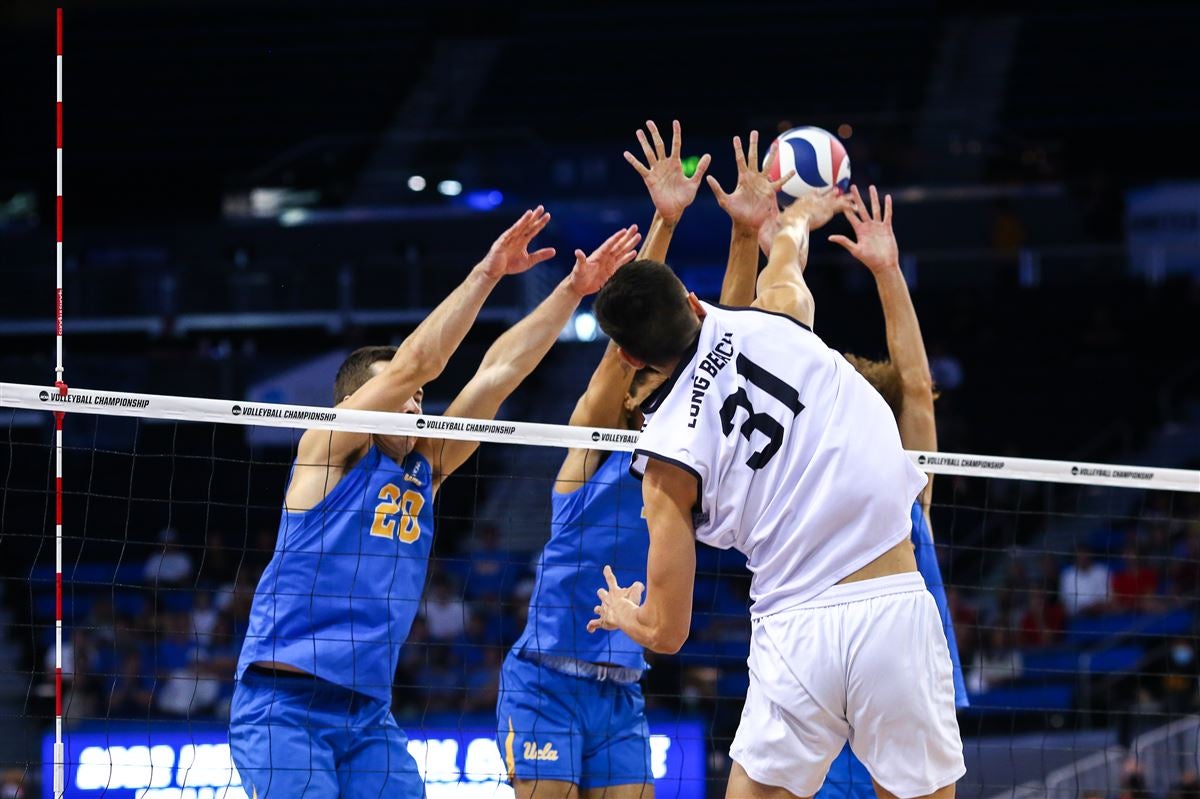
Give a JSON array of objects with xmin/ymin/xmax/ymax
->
[{"xmin": 1, "ymin": 381, "xmax": 1199, "ymax": 799}]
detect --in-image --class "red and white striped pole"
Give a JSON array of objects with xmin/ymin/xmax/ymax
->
[{"xmin": 54, "ymin": 7, "xmax": 66, "ymax": 799}]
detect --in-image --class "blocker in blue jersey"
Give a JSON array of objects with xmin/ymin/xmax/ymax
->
[
  {"xmin": 228, "ymin": 211, "xmax": 642, "ymax": 799},
  {"xmin": 815, "ymin": 184, "xmax": 967, "ymax": 799}
]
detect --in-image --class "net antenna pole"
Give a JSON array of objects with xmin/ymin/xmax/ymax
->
[{"xmin": 54, "ymin": 8, "xmax": 67, "ymax": 798}]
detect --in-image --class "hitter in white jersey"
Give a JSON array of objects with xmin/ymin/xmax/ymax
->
[{"xmin": 588, "ymin": 182, "xmax": 965, "ymax": 799}]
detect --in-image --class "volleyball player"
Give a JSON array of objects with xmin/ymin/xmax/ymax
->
[
  {"xmin": 229, "ymin": 208, "xmax": 641, "ymax": 799},
  {"xmin": 812, "ymin": 185, "xmax": 970, "ymax": 799},
  {"xmin": 497, "ymin": 122, "xmax": 790, "ymax": 799},
  {"xmin": 589, "ymin": 193, "xmax": 966, "ymax": 798}
]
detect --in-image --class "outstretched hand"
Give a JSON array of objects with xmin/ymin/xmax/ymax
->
[
  {"xmin": 479, "ymin": 206, "xmax": 557, "ymax": 279},
  {"xmin": 625, "ymin": 120, "xmax": 711, "ymax": 223},
  {"xmin": 587, "ymin": 565, "xmax": 645, "ymax": 634},
  {"xmin": 707, "ymin": 131, "xmax": 795, "ymax": 231},
  {"xmin": 569, "ymin": 226, "xmax": 642, "ymax": 297},
  {"xmin": 780, "ymin": 187, "xmax": 853, "ymax": 234},
  {"xmin": 828, "ymin": 185, "xmax": 899, "ymax": 274}
]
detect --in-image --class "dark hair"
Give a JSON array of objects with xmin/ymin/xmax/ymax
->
[
  {"xmin": 333, "ymin": 345, "xmax": 397, "ymax": 404},
  {"xmin": 593, "ymin": 260, "xmax": 700, "ymax": 366}
]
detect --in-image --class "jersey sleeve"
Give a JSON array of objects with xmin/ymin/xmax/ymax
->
[{"xmin": 630, "ymin": 411, "xmax": 728, "ymax": 545}]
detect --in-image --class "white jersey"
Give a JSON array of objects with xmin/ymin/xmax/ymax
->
[{"xmin": 632, "ymin": 302, "xmax": 926, "ymax": 618}]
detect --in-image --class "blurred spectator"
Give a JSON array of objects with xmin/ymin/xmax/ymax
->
[
  {"xmin": 1169, "ymin": 770, "xmax": 1200, "ymax": 799},
  {"xmin": 462, "ymin": 648, "xmax": 502, "ymax": 713},
  {"xmin": 1080, "ymin": 792, "xmax": 1104, "ymax": 799},
  {"xmin": 1111, "ymin": 542, "xmax": 1162, "ymax": 612},
  {"xmin": 106, "ymin": 651, "xmax": 153, "ymax": 718},
  {"xmin": 1018, "ymin": 590, "xmax": 1066, "ymax": 648},
  {"xmin": 464, "ymin": 524, "xmax": 514, "ymax": 601},
  {"xmin": 190, "ymin": 591, "xmax": 219, "ymax": 647},
  {"xmin": 421, "ymin": 574, "xmax": 468, "ymax": 641},
  {"xmin": 966, "ymin": 628, "xmax": 1024, "ymax": 694},
  {"xmin": 142, "ymin": 527, "xmax": 194, "ymax": 587},
  {"xmin": 1060, "ymin": 548, "xmax": 1111, "ymax": 616},
  {"xmin": 1118, "ymin": 758, "xmax": 1150, "ymax": 799},
  {"xmin": 201, "ymin": 531, "xmax": 239, "ymax": 585},
  {"xmin": 1171, "ymin": 529, "xmax": 1200, "ymax": 604},
  {"xmin": 1159, "ymin": 637, "xmax": 1200, "ymax": 717},
  {"xmin": 46, "ymin": 628, "xmax": 96, "ymax": 723},
  {"xmin": 0, "ymin": 769, "xmax": 26, "ymax": 799}
]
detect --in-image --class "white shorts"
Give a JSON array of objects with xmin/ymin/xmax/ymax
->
[{"xmin": 730, "ymin": 572, "xmax": 965, "ymax": 799}]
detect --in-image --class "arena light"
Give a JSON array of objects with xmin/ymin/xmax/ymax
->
[
  {"xmin": 437, "ymin": 180, "xmax": 463, "ymax": 197},
  {"xmin": 573, "ymin": 311, "xmax": 599, "ymax": 342},
  {"xmin": 407, "ymin": 175, "xmax": 427, "ymax": 192},
  {"xmin": 464, "ymin": 189, "xmax": 504, "ymax": 211}
]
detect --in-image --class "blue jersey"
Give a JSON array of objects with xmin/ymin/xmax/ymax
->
[
  {"xmin": 911, "ymin": 501, "xmax": 968, "ymax": 708},
  {"xmin": 237, "ymin": 446, "xmax": 435, "ymax": 703},
  {"xmin": 514, "ymin": 451, "xmax": 649, "ymax": 670}
]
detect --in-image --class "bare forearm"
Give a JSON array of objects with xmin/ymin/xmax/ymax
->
[
  {"xmin": 569, "ymin": 340, "xmax": 635, "ymax": 427},
  {"xmin": 873, "ymin": 266, "xmax": 932, "ymax": 391},
  {"xmin": 394, "ymin": 265, "xmax": 501, "ymax": 379},
  {"xmin": 477, "ymin": 277, "xmax": 582, "ymax": 387},
  {"xmin": 639, "ymin": 211, "xmax": 678, "ymax": 263},
  {"xmin": 720, "ymin": 223, "xmax": 759, "ymax": 306},
  {"xmin": 759, "ymin": 219, "xmax": 811, "ymax": 292}
]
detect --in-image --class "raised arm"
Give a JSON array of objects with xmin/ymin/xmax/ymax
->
[
  {"xmin": 754, "ymin": 189, "xmax": 850, "ymax": 327},
  {"xmin": 587, "ymin": 458, "xmax": 697, "ymax": 654},
  {"xmin": 707, "ymin": 132, "xmax": 795, "ymax": 306},
  {"xmin": 552, "ymin": 121, "xmax": 708, "ymax": 493},
  {"xmin": 624, "ymin": 119, "xmax": 710, "ymax": 263},
  {"xmin": 829, "ymin": 185, "xmax": 936, "ymax": 506},
  {"xmin": 419, "ymin": 227, "xmax": 642, "ymax": 492},
  {"xmin": 289, "ymin": 208, "xmax": 555, "ymax": 506}
]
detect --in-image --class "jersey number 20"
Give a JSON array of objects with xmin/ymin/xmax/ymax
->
[
  {"xmin": 370, "ymin": 483, "xmax": 424, "ymax": 543},
  {"xmin": 719, "ymin": 354, "xmax": 804, "ymax": 470}
]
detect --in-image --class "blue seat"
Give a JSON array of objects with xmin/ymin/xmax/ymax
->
[
  {"xmin": 967, "ymin": 683, "xmax": 1074, "ymax": 712},
  {"xmin": 1066, "ymin": 609, "xmax": 1193, "ymax": 643}
]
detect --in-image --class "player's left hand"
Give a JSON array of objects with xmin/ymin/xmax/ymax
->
[
  {"xmin": 479, "ymin": 206, "xmax": 558, "ymax": 279},
  {"xmin": 827, "ymin": 185, "xmax": 899, "ymax": 274},
  {"xmin": 707, "ymin": 132, "xmax": 795, "ymax": 232},
  {"xmin": 568, "ymin": 226, "xmax": 642, "ymax": 296},
  {"xmin": 587, "ymin": 565, "xmax": 645, "ymax": 633}
]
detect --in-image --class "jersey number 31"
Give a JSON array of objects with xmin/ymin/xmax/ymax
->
[
  {"xmin": 720, "ymin": 354, "xmax": 804, "ymax": 470},
  {"xmin": 370, "ymin": 483, "xmax": 424, "ymax": 543}
]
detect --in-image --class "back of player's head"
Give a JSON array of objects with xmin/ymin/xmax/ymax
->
[
  {"xmin": 594, "ymin": 259, "xmax": 700, "ymax": 367},
  {"xmin": 334, "ymin": 345, "xmax": 398, "ymax": 404},
  {"xmin": 843, "ymin": 354, "xmax": 904, "ymax": 420}
]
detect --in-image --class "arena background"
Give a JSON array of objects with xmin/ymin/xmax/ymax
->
[{"xmin": 2, "ymin": 1, "xmax": 1200, "ymax": 797}]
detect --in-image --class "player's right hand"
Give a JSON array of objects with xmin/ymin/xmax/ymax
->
[
  {"xmin": 781, "ymin": 187, "xmax": 852, "ymax": 233},
  {"xmin": 624, "ymin": 120, "xmax": 711, "ymax": 224},
  {"xmin": 479, "ymin": 206, "xmax": 557, "ymax": 279}
]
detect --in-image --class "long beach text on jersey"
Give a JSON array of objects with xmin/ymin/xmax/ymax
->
[
  {"xmin": 688, "ymin": 331, "xmax": 734, "ymax": 428},
  {"xmin": 633, "ymin": 302, "xmax": 927, "ymax": 618}
]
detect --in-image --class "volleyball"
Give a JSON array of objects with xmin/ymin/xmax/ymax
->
[{"xmin": 767, "ymin": 126, "xmax": 852, "ymax": 198}]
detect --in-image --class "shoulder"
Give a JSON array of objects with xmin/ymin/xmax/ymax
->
[{"xmin": 709, "ymin": 301, "xmax": 813, "ymax": 334}]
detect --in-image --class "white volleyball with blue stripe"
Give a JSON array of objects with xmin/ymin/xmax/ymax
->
[{"xmin": 767, "ymin": 126, "xmax": 852, "ymax": 198}]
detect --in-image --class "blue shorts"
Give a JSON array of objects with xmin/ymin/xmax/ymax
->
[
  {"xmin": 229, "ymin": 668, "xmax": 424, "ymax": 799},
  {"xmin": 496, "ymin": 652, "xmax": 652, "ymax": 789}
]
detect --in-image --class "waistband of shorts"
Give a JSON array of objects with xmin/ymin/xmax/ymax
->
[
  {"xmin": 522, "ymin": 652, "xmax": 644, "ymax": 684},
  {"xmin": 758, "ymin": 571, "xmax": 927, "ymax": 617}
]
